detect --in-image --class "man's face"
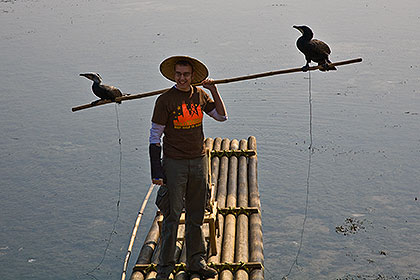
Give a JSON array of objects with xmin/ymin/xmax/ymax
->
[{"xmin": 174, "ymin": 64, "xmax": 193, "ymax": 91}]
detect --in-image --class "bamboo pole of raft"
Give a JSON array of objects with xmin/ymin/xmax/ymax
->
[
  {"xmin": 248, "ymin": 136, "xmax": 264, "ymax": 280},
  {"xmin": 208, "ymin": 137, "xmax": 222, "ymax": 262},
  {"xmin": 71, "ymin": 58, "xmax": 362, "ymax": 112},
  {"xmin": 130, "ymin": 214, "xmax": 161, "ymax": 280},
  {"xmin": 175, "ymin": 241, "xmax": 188, "ymax": 280},
  {"xmin": 208, "ymin": 138, "xmax": 230, "ymax": 277},
  {"xmin": 210, "ymin": 137, "xmax": 222, "ymax": 205},
  {"xmin": 220, "ymin": 139, "xmax": 239, "ymax": 280},
  {"xmin": 205, "ymin": 138, "xmax": 215, "ymax": 190},
  {"xmin": 235, "ymin": 139, "xmax": 249, "ymax": 280},
  {"xmin": 145, "ymin": 240, "xmax": 161, "ymax": 280},
  {"xmin": 174, "ymin": 224, "xmax": 185, "ymax": 265},
  {"xmin": 122, "ymin": 183, "xmax": 156, "ymax": 280}
]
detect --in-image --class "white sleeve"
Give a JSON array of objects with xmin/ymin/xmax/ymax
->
[
  {"xmin": 207, "ymin": 108, "xmax": 228, "ymax": 122},
  {"xmin": 149, "ymin": 122, "xmax": 165, "ymax": 144}
]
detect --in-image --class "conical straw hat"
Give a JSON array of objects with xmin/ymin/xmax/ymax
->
[{"xmin": 160, "ymin": 56, "xmax": 209, "ymax": 85}]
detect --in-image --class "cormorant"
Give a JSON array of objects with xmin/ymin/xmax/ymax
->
[
  {"xmin": 80, "ymin": 72, "xmax": 123, "ymax": 104},
  {"xmin": 293, "ymin": 25, "xmax": 337, "ymax": 72}
]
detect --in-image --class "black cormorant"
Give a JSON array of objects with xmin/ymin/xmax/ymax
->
[
  {"xmin": 293, "ymin": 25, "xmax": 337, "ymax": 72},
  {"xmin": 80, "ymin": 72, "xmax": 123, "ymax": 103}
]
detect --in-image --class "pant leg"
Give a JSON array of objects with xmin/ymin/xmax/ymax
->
[
  {"xmin": 159, "ymin": 157, "xmax": 188, "ymax": 268},
  {"xmin": 185, "ymin": 155, "xmax": 208, "ymax": 270}
]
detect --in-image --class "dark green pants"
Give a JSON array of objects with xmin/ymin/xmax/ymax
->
[{"xmin": 158, "ymin": 154, "xmax": 208, "ymax": 272}]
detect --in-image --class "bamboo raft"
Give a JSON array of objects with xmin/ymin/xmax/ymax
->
[{"xmin": 129, "ymin": 136, "xmax": 263, "ymax": 280}]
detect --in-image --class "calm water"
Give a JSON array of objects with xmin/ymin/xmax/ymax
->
[{"xmin": 1, "ymin": 0, "xmax": 419, "ymax": 279}]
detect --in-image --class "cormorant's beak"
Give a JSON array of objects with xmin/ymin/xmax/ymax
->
[
  {"xmin": 293, "ymin": 25, "xmax": 303, "ymax": 34},
  {"xmin": 80, "ymin": 73, "xmax": 92, "ymax": 80}
]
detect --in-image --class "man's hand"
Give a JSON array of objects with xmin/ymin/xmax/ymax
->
[
  {"xmin": 202, "ymin": 78, "xmax": 227, "ymax": 118},
  {"xmin": 202, "ymin": 78, "xmax": 217, "ymax": 92},
  {"xmin": 152, "ymin": 178, "xmax": 164, "ymax": 185}
]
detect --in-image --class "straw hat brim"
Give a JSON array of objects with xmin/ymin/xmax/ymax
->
[{"xmin": 160, "ymin": 56, "xmax": 209, "ymax": 85}]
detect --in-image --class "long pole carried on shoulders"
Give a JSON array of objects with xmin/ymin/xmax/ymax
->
[
  {"xmin": 72, "ymin": 57, "xmax": 362, "ymax": 112},
  {"xmin": 121, "ymin": 183, "xmax": 156, "ymax": 280}
]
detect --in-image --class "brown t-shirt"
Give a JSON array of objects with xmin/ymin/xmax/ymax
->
[{"xmin": 151, "ymin": 86, "xmax": 216, "ymax": 159}]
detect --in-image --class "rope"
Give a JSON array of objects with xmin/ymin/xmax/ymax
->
[
  {"xmin": 235, "ymin": 261, "xmax": 249, "ymax": 273},
  {"xmin": 211, "ymin": 149, "xmax": 256, "ymax": 158},
  {"xmin": 282, "ymin": 70, "xmax": 313, "ymax": 279},
  {"xmin": 85, "ymin": 103, "xmax": 123, "ymax": 279}
]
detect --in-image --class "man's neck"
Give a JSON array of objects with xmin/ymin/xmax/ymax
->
[{"xmin": 175, "ymin": 85, "xmax": 192, "ymax": 92}]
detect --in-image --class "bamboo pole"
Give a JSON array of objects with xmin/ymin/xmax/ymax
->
[
  {"xmin": 220, "ymin": 139, "xmax": 239, "ymax": 280},
  {"xmin": 145, "ymin": 240, "xmax": 161, "ymax": 280},
  {"xmin": 235, "ymin": 139, "xmax": 249, "ymax": 280},
  {"xmin": 247, "ymin": 136, "xmax": 264, "ymax": 280},
  {"xmin": 215, "ymin": 139, "xmax": 231, "ymax": 213},
  {"xmin": 205, "ymin": 137, "xmax": 214, "ymax": 197},
  {"xmin": 210, "ymin": 137, "xmax": 222, "ymax": 202},
  {"xmin": 174, "ymin": 224, "xmax": 185, "ymax": 264},
  {"xmin": 72, "ymin": 58, "xmax": 362, "ymax": 112},
  {"xmin": 71, "ymin": 88, "xmax": 169, "ymax": 112},
  {"xmin": 209, "ymin": 57, "xmax": 362, "ymax": 85},
  {"xmin": 175, "ymin": 242, "xmax": 188, "ymax": 280},
  {"xmin": 122, "ymin": 183, "xmax": 156, "ymax": 280},
  {"xmin": 207, "ymin": 137, "xmax": 221, "ymax": 260},
  {"xmin": 130, "ymin": 214, "xmax": 161, "ymax": 280},
  {"xmin": 208, "ymin": 138, "xmax": 230, "ymax": 280}
]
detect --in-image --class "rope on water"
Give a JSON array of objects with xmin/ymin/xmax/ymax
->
[
  {"xmin": 282, "ymin": 70, "xmax": 313, "ymax": 280},
  {"xmin": 85, "ymin": 103, "xmax": 123, "ymax": 279}
]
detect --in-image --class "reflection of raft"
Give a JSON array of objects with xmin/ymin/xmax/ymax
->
[{"xmin": 130, "ymin": 136, "xmax": 264, "ymax": 280}]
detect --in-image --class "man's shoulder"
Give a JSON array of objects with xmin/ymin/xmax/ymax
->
[
  {"xmin": 193, "ymin": 86, "xmax": 211, "ymax": 100},
  {"xmin": 156, "ymin": 87, "xmax": 176, "ymax": 102},
  {"xmin": 194, "ymin": 86, "xmax": 206, "ymax": 94},
  {"xmin": 161, "ymin": 87, "xmax": 177, "ymax": 96}
]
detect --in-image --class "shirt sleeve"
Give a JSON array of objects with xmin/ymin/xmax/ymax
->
[
  {"xmin": 201, "ymin": 89, "xmax": 216, "ymax": 114},
  {"xmin": 149, "ymin": 122, "xmax": 165, "ymax": 144},
  {"xmin": 151, "ymin": 95, "xmax": 169, "ymax": 125},
  {"xmin": 207, "ymin": 108, "xmax": 228, "ymax": 122}
]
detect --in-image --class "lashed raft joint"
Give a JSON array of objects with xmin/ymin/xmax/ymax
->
[
  {"xmin": 211, "ymin": 149, "xmax": 256, "ymax": 158},
  {"xmin": 133, "ymin": 261, "xmax": 263, "ymax": 275}
]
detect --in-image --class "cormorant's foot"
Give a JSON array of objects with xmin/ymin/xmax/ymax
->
[
  {"xmin": 326, "ymin": 63, "xmax": 337, "ymax": 71},
  {"xmin": 301, "ymin": 65, "xmax": 309, "ymax": 72},
  {"xmin": 109, "ymin": 98, "xmax": 122, "ymax": 104},
  {"xmin": 319, "ymin": 64, "xmax": 329, "ymax": 72}
]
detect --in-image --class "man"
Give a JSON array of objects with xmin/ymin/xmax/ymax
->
[{"xmin": 149, "ymin": 56, "xmax": 227, "ymax": 279}]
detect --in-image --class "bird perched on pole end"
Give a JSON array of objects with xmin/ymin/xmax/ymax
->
[
  {"xmin": 80, "ymin": 72, "xmax": 123, "ymax": 104},
  {"xmin": 293, "ymin": 25, "xmax": 337, "ymax": 72}
]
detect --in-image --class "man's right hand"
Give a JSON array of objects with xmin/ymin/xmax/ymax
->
[{"xmin": 152, "ymin": 178, "xmax": 164, "ymax": 185}]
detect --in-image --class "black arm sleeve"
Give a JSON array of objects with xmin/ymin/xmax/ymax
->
[{"xmin": 149, "ymin": 144, "xmax": 164, "ymax": 180}]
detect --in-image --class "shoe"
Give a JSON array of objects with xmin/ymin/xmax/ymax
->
[
  {"xmin": 156, "ymin": 265, "xmax": 173, "ymax": 280},
  {"xmin": 191, "ymin": 265, "xmax": 218, "ymax": 279},
  {"xmin": 156, "ymin": 272, "xmax": 170, "ymax": 280}
]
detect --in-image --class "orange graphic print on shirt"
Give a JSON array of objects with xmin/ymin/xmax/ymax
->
[{"xmin": 173, "ymin": 102, "xmax": 203, "ymax": 129}]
